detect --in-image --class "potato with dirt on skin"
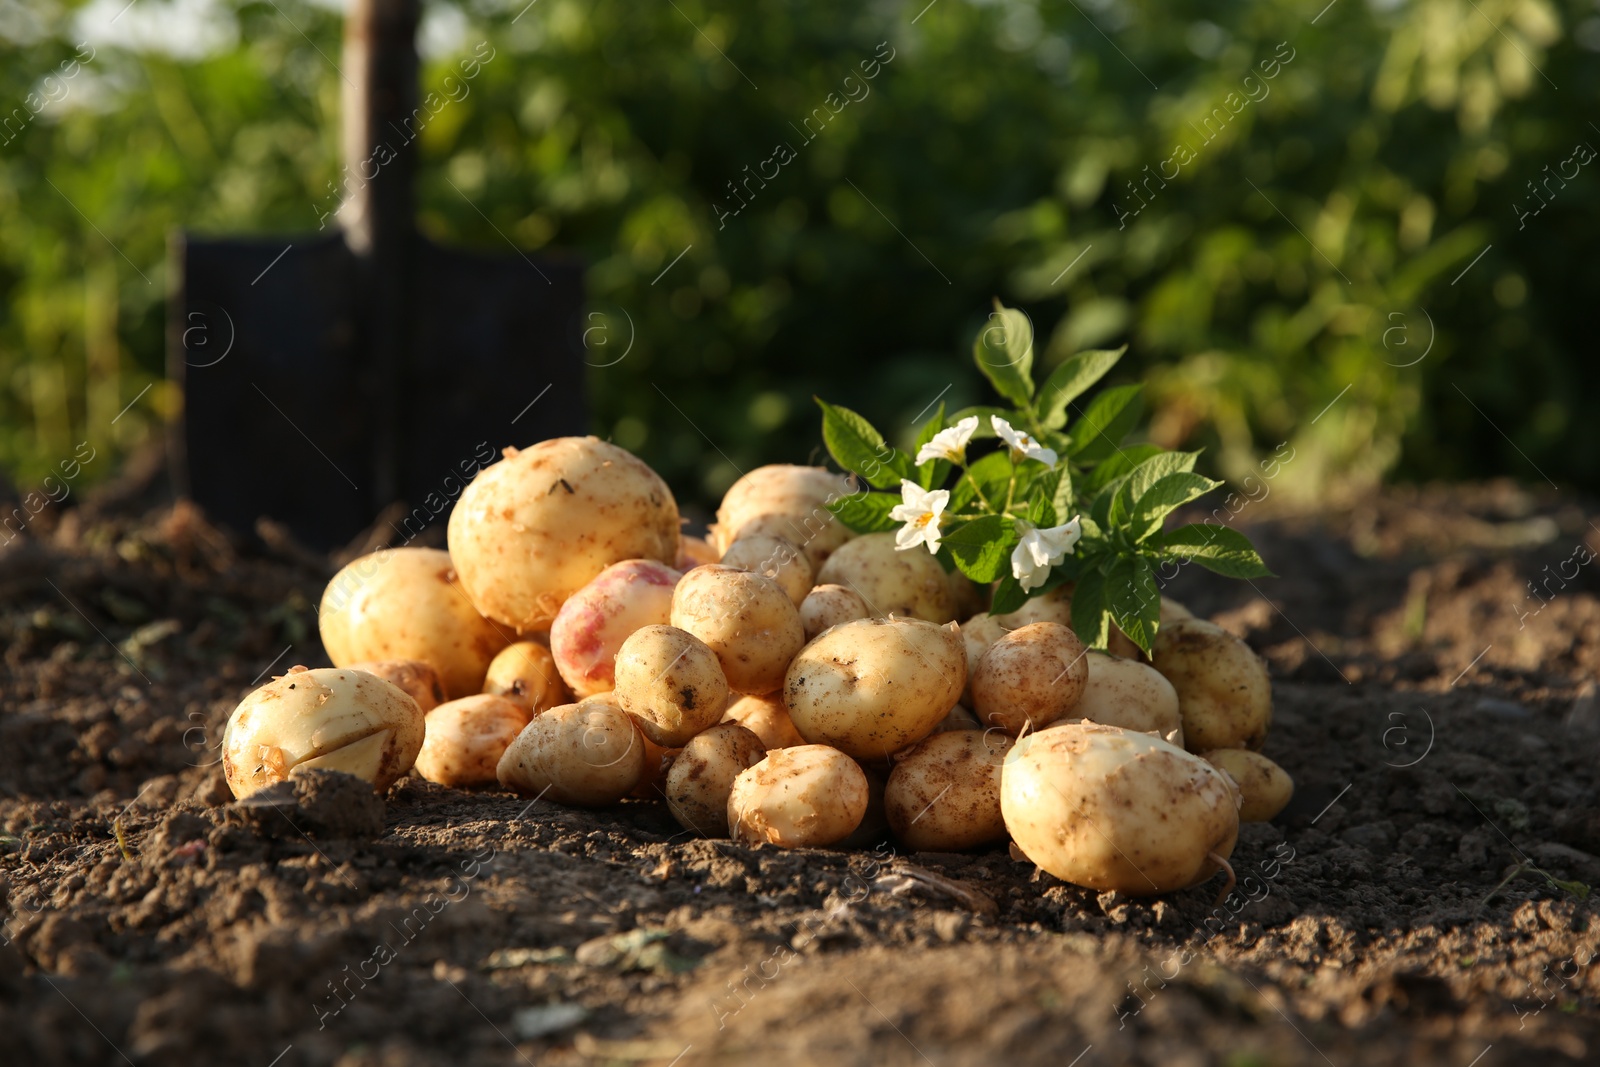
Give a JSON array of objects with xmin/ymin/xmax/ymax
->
[
  {"xmin": 670, "ymin": 566, "xmax": 805, "ymax": 696},
  {"xmin": 710, "ymin": 465, "xmax": 856, "ymax": 570},
  {"xmin": 1202, "ymin": 748, "xmax": 1294, "ymax": 822},
  {"xmin": 665, "ymin": 722, "xmax": 767, "ymax": 837},
  {"xmin": 722, "ymin": 694, "xmax": 807, "ymax": 750},
  {"xmin": 482, "ymin": 640, "xmax": 569, "ymax": 714},
  {"xmin": 345, "ymin": 659, "xmax": 446, "ymax": 714},
  {"xmin": 496, "ymin": 699, "xmax": 645, "ymax": 807},
  {"xmin": 970, "ymin": 622, "xmax": 1089, "ymax": 736},
  {"xmin": 1001, "ymin": 722, "xmax": 1240, "ymax": 894},
  {"xmin": 677, "ymin": 534, "xmax": 721, "ymax": 571},
  {"xmin": 727, "ymin": 744, "xmax": 869, "ymax": 848},
  {"xmin": 799, "ymin": 583, "xmax": 870, "ymax": 641},
  {"xmin": 413, "ymin": 694, "xmax": 532, "ymax": 788},
  {"xmin": 223, "ymin": 666, "xmax": 424, "ymax": 798},
  {"xmin": 783, "ymin": 616, "xmax": 966, "ymax": 760},
  {"xmin": 319, "ymin": 547, "xmax": 509, "ymax": 700},
  {"xmin": 886, "ymin": 730, "xmax": 1012, "ymax": 851},
  {"xmin": 613, "ymin": 625, "xmax": 729, "ymax": 746},
  {"xmin": 550, "ymin": 559, "xmax": 682, "ymax": 698},
  {"xmin": 719, "ymin": 534, "xmax": 815, "ymax": 607},
  {"xmin": 814, "ymin": 532, "xmax": 956, "ymax": 623},
  {"xmin": 1152, "ymin": 618, "xmax": 1273, "ymax": 752},
  {"xmin": 1073, "ymin": 651, "xmax": 1184, "ymax": 747},
  {"xmin": 447, "ymin": 436, "xmax": 680, "ymax": 633}
]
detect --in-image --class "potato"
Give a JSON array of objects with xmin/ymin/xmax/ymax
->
[
  {"xmin": 345, "ymin": 660, "xmax": 446, "ymax": 714},
  {"xmin": 722, "ymin": 694, "xmax": 807, "ymax": 750},
  {"xmin": 836, "ymin": 764, "xmax": 892, "ymax": 851},
  {"xmin": 720, "ymin": 535, "xmax": 814, "ymax": 607},
  {"xmin": 482, "ymin": 640, "xmax": 570, "ymax": 714},
  {"xmin": 799, "ymin": 583, "xmax": 870, "ymax": 641},
  {"xmin": 665, "ymin": 722, "xmax": 767, "ymax": 837},
  {"xmin": 677, "ymin": 534, "xmax": 721, "ymax": 570},
  {"xmin": 885, "ymin": 731, "xmax": 1012, "ymax": 851},
  {"xmin": 710, "ymin": 464, "xmax": 856, "ymax": 570},
  {"xmin": 946, "ymin": 568, "xmax": 986, "ymax": 622},
  {"xmin": 727, "ymin": 744, "xmax": 869, "ymax": 848},
  {"xmin": 1001, "ymin": 722, "xmax": 1240, "ymax": 894},
  {"xmin": 1161, "ymin": 597, "xmax": 1193, "ymax": 624},
  {"xmin": 1073, "ymin": 651, "xmax": 1184, "ymax": 747},
  {"xmin": 222, "ymin": 666, "xmax": 424, "ymax": 798},
  {"xmin": 970, "ymin": 622, "xmax": 1089, "ymax": 735},
  {"xmin": 447, "ymin": 436, "xmax": 680, "ymax": 632},
  {"xmin": 783, "ymin": 616, "xmax": 965, "ymax": 760},
  {"xmin": 413, "ymin": 695, "xmax": 532, "ymax": 788},
  {"xmin": 814, "ymin": 532, "xmax": 956, "ymax": 623},
  {"xmin": 613, "ymin": 625, "xmax": 729, "ymax": 746},
  {"xmin": 932, "ymin": 703, "xmax": 981, "ymax": 733},
  {"xmin": 1152, "ymin": 618, "xmax": 1273, "ymax": 751},
  {"xmin": 1202, "ymin": 749, "xmax": 1294, "ymax": 822},
  {"xmin": 319, "ymin": 547, "xmax": 509, "ymax": 700},
  {"xmin": 496, "ymin": 699, "xmax": 645, "ymax": 806},
  {"xmin": 670, "ymin": 565, "xmax": 805, "ymax": 695},
  {"xmin": 550, "ymin": 559, "xmax": 682, "ymax": 697},
  {"xmin": 632, "ymin": 733, "xmax": 678, "ymax": 800}
]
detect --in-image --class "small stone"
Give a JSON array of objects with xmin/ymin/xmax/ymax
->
[{"xmin": 512, "ymin": 1003, "xmax": 587, "ymax": 1040}]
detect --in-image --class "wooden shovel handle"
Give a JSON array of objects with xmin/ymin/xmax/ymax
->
[{"xmin": 341, "ymin": 0, "xmax": 417, "ymax": 257}]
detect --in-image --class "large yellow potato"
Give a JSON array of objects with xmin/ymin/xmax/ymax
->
[
  {"xmin": 727, "ymin": 744, "xmax": 868, "ymax": 848},
  {"xmin": 969, "ymin": 622, "xmax": 1088, "ymax": 735},
  {"xmin": 1001, "ymin": 722, "xmax": 1240, "ymax": 895},
  {"xmin": 710, "ymin": 465, "xmax": 856, "ymax": 570},
  {"xmin": 613, "ymin": 625, "xmax": 729, "ymax": 746},
  {"xmin": 1074, "ymin": 651, "xmax": 1184, "ymax": 747},
  {"xmin": 319, "ymin": 547, "xmax": 509, "ymax": 700},
  {"xmin": 1201, "ymin": 749, "xmax": 1294, "ymax": 822},
  {"xmin": 413, "ymin": 694, "xmax": 532, "ymax": 788},
  {"xmin": 670, "ymin": 566, "xmax": 805, "ymax": 696},
  {"xmin": 496, "ymin": 699, "xmax": 645, "ymax": 807},
  {"xmin": 222, "ymin": 666, "xmax": 424, "ymax": 798},
  {"xmin": 549, "ymin": 559, "xmax": 681, "ymax": 697},
  {"xmin": 885, "ymin": 731, "xmax": 1011, "ymax": 851},
  {"xmin": 1152, "ymin": 618, "xmax": 1273, "ymax": 751},
  {"xmin": 814, "ymin": 532, "xmax": 956, "ymax": 623},
  {"xmin": 447, "ymin": 437, "xmax": 680, "ymax": 632},
  {"xmin": 482, "ymin": 641, "xmax": 570, "ymax": 714},
  {"xmin": 665, "ymin": 722, "xmax": 767, "ymax": 837},
  {"xmin": 719, "ymin": 535, "xmax": 814, "ymax": 607},
  {"xmin": 783, "ymin": 617, "xmax": 966, "ymax": 760},
  {"xmin": 344, "ymin": 659, "xmax": 446, "ymax": 714}
]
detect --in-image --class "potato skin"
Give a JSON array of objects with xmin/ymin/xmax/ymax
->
[
  {"xmin": 1202, "ymin": 749, "xmax": 1293, "ymax": 822},
  {"xmin": 613, "ymin": 625, "xmax": 730, "ymax": 746},
  {"xmin": 414, "ymin": 695, "xmax": 532, "ymax": 788},
  {"xmin": 550, "ymin": 559, "xmax": 681, "ymax": 697},
  {"xmin": 970, "ymin": 622, "xmax": 1089, "ymax": 736},
  {"xmin": 814, "ymin": 532, "xmax": 956, "ymax": 623},
  {"xmin": 670, "ymin": 566, "xmax": 805, "ymax": 696},
  {"xmin": 1001, "ymin": 722, "xmax": 1240, "ymax": 895},
  {"xmin": 710, "ymin": 465, "xmax": 856, "ymax": 570},
  {"xmin": 483, "ymin": 641, "xmax": 570, "ymax": 714},
  {"xmin": 447, "ymin": 437, "xmax": 680, "ymax": 632},
  {"xmin": 722, "ymin": 694, "xmax": 807, "ymax": 750},
  {"xmin": 886, "ymin": 731, "xmax": 1012, "ymax": 851},
  {"xmin": 799, "ymin": 583, "xmax": 871, "ymax": 641},
  {"xmin": 665, "ymin": 722, "xmax": 767, "ymax": 837},
  {"xmin": 783, "ymin": 617, "xmax": 966, "ymax": 760},
  {"xmin": 1074, "ymin": 651, "xmax": 1183, "ymax": 747},
  {"xmin": 720, "ymin": 535, "xmax": 815, "ymax": 607},
  {"xmin": 320, "ymin": 548, "xmax": 508, "ymax": 700},
  {"xmin": 345, "ymin": 660, "xmax": 446, "ymax": 714},
  {"xmin": 676, "ymin": 535, "xmax": 721, "ymax": 570},
  {"xmin": 1152, "ymin": 618, "xmax": 1273, "ymax": 751},
  {"xmin": 727, "ymin": 744, "xmax": 868, "ymax": 848},
  {"xmin": 496, "ymin": 700, "xmax": 645, "ymax": 807}
]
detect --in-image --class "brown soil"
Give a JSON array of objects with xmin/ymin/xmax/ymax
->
[{"xmin": 3, "ymin": 477, "xmax": 1599, "ymax": 1067}]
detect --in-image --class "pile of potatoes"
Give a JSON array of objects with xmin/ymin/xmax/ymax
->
[{"xmin": 220, "ymin": 437, "xmax": 1293, "ymax": 897}]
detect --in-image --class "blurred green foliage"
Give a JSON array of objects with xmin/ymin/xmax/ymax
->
[{"xmin": 1, "ymin": 0, "xmax": 1595, "ymax": 514}]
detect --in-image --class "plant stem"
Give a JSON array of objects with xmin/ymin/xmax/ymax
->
[{"xmin": 964, "ymin": 471, "xmax": 995, "ymax": 512}]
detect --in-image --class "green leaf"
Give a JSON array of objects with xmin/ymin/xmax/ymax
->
[
  {"xmin": 825, "ymin": 491, "xmax": 903, "ymax": 534},
  {"xmin": 1066, "ymin": 384, "xmax": 1144, "ymax": 464},
  {"xmin": 1128, "ymin": 471, "xmax": 1219, "ymax": 542},
  {"xmin": 989, "ymin": 574, "xmax": 1028, "ymax": 616},
  {"xmin": 912, "ymin": 403, "xmax": 950, "ymax": 490},
  {"xmin": 1150, "ymin": 524, "xmax": 1274, "ymax": 578},
  {"xmin": 972, "ymin": 300, "xmax": 1035, "ymax": 407},
  {"xmin": 1050, "ymin": 466, "xmax": 1075, "ymax": 524},
  {"xmin": 1079, "ymin": 443, "xmax": 1164, "ymax": 496},
  {"xmin": 941, "ymin": 515, "xmax": 1019, "ymax": 584},
  {"xmin": 816, "ymin": 399, "xmax": 913, "ymax": 490},
  {"xmin": 952, "ymin": 450, "xmax": 1013, "ymax": 513},
  {"xmin": 1037, "ymin": 346, "xmax": 1126, "ymax": 430},
  {"xmin": 1070, "ymin": 565, "xmax": 1110, "ymax": 650},
  {"xmin": 1104, "ymin": 555, "xmax": 1160, "ymax": 654},
  {"xmin": 1125, "ymin": 450, "xmax": 1201, "ymax": 500}
]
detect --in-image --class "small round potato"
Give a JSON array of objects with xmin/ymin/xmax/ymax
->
[
  {"xmin": 800, "ymin": 584, "xmax": 871, "ymax": 641},
  {"xmin": 1001, "ymin": 722, "xmax": 1240, "ymax": 894},
  {"xmin": 886, "ymin": 731, "xmax": 1012, "ymax": 851},
  {"xmin": 496, "ymin": 699, "xmax": 645, "ymax": 806},
  {"xmin": 670, "ymin": 566, "xmax": 805, "ymax": 696},
  {"xmin": 727, "ymin": 744, "xmax": 869, "ymax": 848},
  {"xmin": 223, "ymin": 666, "xmax": 424, "ymax": 798},
  {"xmin": 677, "ymin": 534, "xmax": 721, "ymax": 570},
  {"xmin": 1201, "ymin": 749, "xmax": 1294, "ymax": 822},
  {"xmin": 1073, "ymin": 652, "xmax": 1184, "ymax": 747},
  {"xmin": 722, "ymin": 694, "xmax": 807, "ymax": 750},
  {"xmin": 483, "ymin": 640, "xmax": 570, "ymax": 714},
  {"xmin": 1152, "ymin": 618, "xmax": 1273, "ymax": 751},
  {"xmin": 413, "ymin": 694, "xmax": 533, "ymax": 788},
  {"xmin": 613, "ymin": 625, "xmax": 730, "ymax": 746},
  {"xmin": 814, "ymin": 532, "xmax": 956, "ymax": 623},
  {"xmin": 345, "ymin": 659, "xmax": 446, "ymax": 714},
  {"xmin": 665, "ymin": 722, "xmax": 767, "ymax": 837},
  {"xmin": 1161, "ymin": 597, "xmax": 1194, "ymax": 624},
  {"xmin": 970, "ymin": 622, "xmax": 1089, "ymax": 735},
  {"xmin": 447, "ymin": 436, "xmax": 681, "ymax": 632},
  {"xmin": 783, "ymin": 617, "xmax": 966, "ymax": 760},
  {"xmin": 319, "ymin": 547, "xmax": 509, "ymax": 700},
  {"xmin": 550, "ymin": 559, "xmax": 682, "ymax": 698},
  {"xmin": 710, "ymin": 465, "xmax": 856, "ymax": 570},
  {"xmin": 720, "ymin": 535, "xmax": 815, "ymax": 607}
]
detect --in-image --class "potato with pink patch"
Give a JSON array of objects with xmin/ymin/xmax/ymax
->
[{"xmin": 550, "ymin": 559, "xmax": 682, "ymax": 698}]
